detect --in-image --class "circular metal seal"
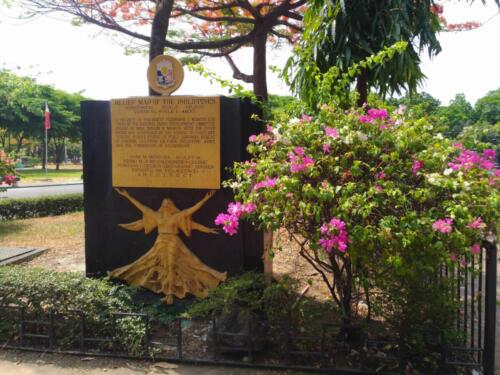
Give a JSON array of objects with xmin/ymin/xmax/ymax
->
[{"xmin": 147, "ymin": 55, "xmax": 184, "ymax": 95}]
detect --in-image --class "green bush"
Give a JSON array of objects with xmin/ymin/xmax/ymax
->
[
  {"xmin": 0, "ymin": 193, "xmax": 83, "ymax": 220},
  {"xmin": 183, "ymin": 272, "xmax": 337, "ymax": 334},
  {"xmin": 0, "ymin": 266, "xmax": 148, "ymax": 355}
]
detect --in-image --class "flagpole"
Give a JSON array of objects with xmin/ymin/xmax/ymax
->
[
  {"xmin": 44, "ymin": 101, "xmax": 50, "ymax": 174},
  {"xmin": 45, "ymin": 127, "xmax": 48, "ymax": 174}
]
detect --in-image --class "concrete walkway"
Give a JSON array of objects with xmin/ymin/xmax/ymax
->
[{"xmin": 0, "ymin": 351, "xmax": 303, "ymax": 375}]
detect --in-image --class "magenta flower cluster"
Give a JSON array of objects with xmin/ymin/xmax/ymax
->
[
  {"xmin": 324, "ymin": 127, "xmax": 339, "ymax": 139},
  {"xmin": 214, "ymin": 201, "xmax": 256, "ymax": 236},
  {"xmin": 288, "ymin": 146, "xmax": 314, "ymax": 173},
  {"xmin": 253, "ymin": 176, "xmax": 277, "ymax": 190},
  {"xmin": 467, "ymin": 217, "xmax": 485, "ymax": 230},
  {"xmin": 319, "ymin": 218, "xmax": 349, "ymax": 253},
  {"xmin": 244, "ymin": 161, "xmax": 257, "ymax": 176},
  {"xmin": 1, "ymin": 175, "xmax": 17, "ymax": 185},
  {"xmin": 448, "ymin": 148, "xmax": 497, "ymax": 172},
  {"xmin": 359, "ymin": 108, "xmax": 388, "ymax": 123},
  {"xmin": 432, "ymin": 218, "xmax": 453, "ymax": 233},
  {"xmin": 412, "ymin": 159, "xmax": 424, "ymax": 175}
]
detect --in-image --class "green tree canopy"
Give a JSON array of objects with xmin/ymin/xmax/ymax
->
[
  {"xmin": 436, "ymin": 93, "xmax": 474, "ymax": 138},
  {"xmin": 286, "ymin": 0, "xmax": 443, "ymax": 108},
  {"xmin": 0, "ymin": 69, "xmax": 85, "ymax": 167},
  {"xmin": 474, "ymin": 88, "xmax": 500, "ymax": 125}
]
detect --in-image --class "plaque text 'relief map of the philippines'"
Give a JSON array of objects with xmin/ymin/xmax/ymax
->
[{"xmin": 111, "ymin": 96, "xmax": 221, "ymax": 189}]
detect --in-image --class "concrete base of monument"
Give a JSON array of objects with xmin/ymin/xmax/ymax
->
[{"xmin": 0, "ymin": 247, "xmax": 48, "ymax": 266}]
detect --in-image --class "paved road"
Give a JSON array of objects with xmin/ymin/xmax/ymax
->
[{"xmin": 1, "ymin": 183, "xmax": 83, "ymax": 199}]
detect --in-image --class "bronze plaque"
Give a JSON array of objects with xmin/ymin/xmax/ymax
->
[{"xmin": 111, "ymin": 96, "xmax": 221, "ymax": 189}]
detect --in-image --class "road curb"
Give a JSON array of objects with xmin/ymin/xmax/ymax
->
[{"xmin": 4, "ymin": 182, "xmax": 83, "ymax": 190}]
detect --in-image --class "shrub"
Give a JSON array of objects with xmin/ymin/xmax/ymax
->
[
  {"xmin": 0, "ymin": 266, "xmax": 150, "ymax": 355},
  {"xmin": 0, "ymin": 149, "xmax": 16, "ymax": 192},
  {"xmin": 183, "ymin": 272, "xmax": 337, "ymax": 335},
  {"xmin": 0, "ymin": 193, "xmax": 83, "ymax": 220},
  {"xmin": 215, "ymin": 105, "xmax": 499, "ymax": 327}
]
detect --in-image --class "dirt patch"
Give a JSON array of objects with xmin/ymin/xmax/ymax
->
[
  {"xmin": 0, "ymin": 350, "xmax": 306, "ymax": 375},
  {"xmin": 0, "ymin": 212, "xmax": 85, "ymax": 273},
  {"xmin": 272, "ymin": 228, "xmax": 331, "ymax": 301}
]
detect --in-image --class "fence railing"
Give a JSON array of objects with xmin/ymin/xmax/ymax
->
[{"xmin": 0, "ymin": 242, "xmax": 496, "ymax": 374}]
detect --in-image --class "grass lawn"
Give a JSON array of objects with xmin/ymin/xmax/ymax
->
[
  {"xmin": 15, "ymin": 166, "xmax": 82, "ymax": 185},
  {"xmin": 0, "ymin": 212, "xmax": 84, "ymax": 272}
]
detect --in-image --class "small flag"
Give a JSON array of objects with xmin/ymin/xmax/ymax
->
[{"xmin": 45, "ymin": 102, "xmax": 51, "ymax": 130}]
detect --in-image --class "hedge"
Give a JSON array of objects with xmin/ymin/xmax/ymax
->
[
  {"xmin": 0, "ymin": 193, "xmax": 83, "ymax": 220},
  {"xmin": 0, "ymin": 266, "xmax": 148, "ymax": 355}
]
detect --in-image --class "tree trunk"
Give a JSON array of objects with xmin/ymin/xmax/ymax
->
[
  {"xmin": 252, "ymin": 30, "xmax": 268, "ymax": 101},
  {"xmin": 356, "ymin": 68, "xmax": 369, "ymax": 108},
  {"xmin": 149, "ymin": 0, "xmax": 174, "ymax": 96},
  {"xmin": 15, "ymin": 134, "xmax": 24, "ymax": 153}
]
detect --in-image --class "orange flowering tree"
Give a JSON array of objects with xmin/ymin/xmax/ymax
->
[{"xmin": 20, "ymin": 0, "xmax": 305, "ymax": 99}]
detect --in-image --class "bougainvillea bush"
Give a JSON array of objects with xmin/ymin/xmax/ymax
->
[
  {"xmin": 0, "ymin": 149, "xmax": 16, "ymax": 192},
  {"xmin": 215, "ymin": 104, "xmax": 499, "ymax": 326}
]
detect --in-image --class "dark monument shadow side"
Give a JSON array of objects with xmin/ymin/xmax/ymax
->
[{"xmin": 81, "ymin": 97, "xmax": 264, "ymax": 290}]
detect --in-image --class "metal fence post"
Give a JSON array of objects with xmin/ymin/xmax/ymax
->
[{"xmin": 483, "ymin": 241, "xmax": 497, "ymax": 375}]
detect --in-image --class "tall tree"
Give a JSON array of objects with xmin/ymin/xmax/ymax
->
[
  {"xmin": 436, "ymin": 93, "xmax": 474, "ymax": 138},
  {"xmin": 474, "ymin": 88, "xmax": 500, "ymax": 125},
  {"xmin": 20, "ymin": 0, "xmax": 305, "ymax": 100},
  {"xmin": 286, "ymin": 0, "xmax": 499, "ymax": 108},
  {"xmin": 0, "ymin": 69, "xmax": 84, "ymax": 168}
]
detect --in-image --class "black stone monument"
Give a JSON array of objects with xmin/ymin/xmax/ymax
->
[{"xmin": 81, "ymin": 97, "xmax": 263, "ymax": 279}]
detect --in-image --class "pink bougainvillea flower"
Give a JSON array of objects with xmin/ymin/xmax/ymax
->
[
  {"xmin": 448, "ymin": 148, "xmax": 499, "ymax": 173},
  {"xmin": 367, "ymin": 108, "xmax": 388, "ymax": 120},
  {"xmin": 214, "ymin": 213, "xmax": 239, "ymax": 236},
  {"xmin": 412, "ymin": 160, "xmax": 424, "ymax": 175},
  {"xmin": 300, "ymin": 114, "xmax": 313, "ymax": 123},
  {"xmin": 289, "ymin": 147, "xmax": 314, "ymax": 173},
  {"xmin": 266, "ymin": 124, "xmax": 274, "ymax": 133},
  {"xmin": 359, "ymin": 115, "xmax": 371, "ymax": 123},
  {"xmin": 227, "ymin": 202, "xmax": 243, "ymax": 217},
  {"xmin": 242, "ymin": 202, "xmax": 256, "ymax": 214},
  {"xmin": 375, "ymin": 184, "xmax": 383, "ymax": 193},
  {"xmin": 293, "ymin": 146, "xmax": 304, "ymax": 156},
  {"xmin": 432, "ymin": 218, "xmax": 453, "ymax": 234},
  {"xmin": 322, "ymin": 143, "xmax": 330, "ymax": 153},
  {"xmin": 375, "ymin": 171, "xmax": 386, "ymax": 180},
  {"xmin": 324, "ymin": 127, "xmax": 339, "ymax": 139},
  {"xmin": 319, "ymin": 218, "xmax": 349, "ymax": 253},
  {"xmin": 480, "ymin": 160, "xmax": 496, "ymax": 170},
  {"xmin": 450, "ymin": 253, "xmax": 457, "ymax": 262},
  {"xmin": 215, "ymin": 201, "xmax": 257, "ymax": 236},
  {"xmin": 248, "ymin": 135, "xmax": 258, "ymax": 142},
  {"xmin": 482, "ymin": 149, "xmax": 496, "ymax": 160},
  {"xmin": 253, "ymin": 176, "xmax": 277, "ymax": 190},
  {"xmin": 467, "ymin": 217, "xmax": 486, "ymax": 230},
  {"xmin": 2, "ymin": 175, "xmax": 17, "ymax": 185},
  {"xmin": 452, "ymin": 142, "xmax": 464, "ymax": 150},
  {"xmin": 245, "ymin": 161, "xmax": 257, "ymax": 176},
  {"xmin": 471, "ymin": 243, "xmax": 481, "ymax": 255}
]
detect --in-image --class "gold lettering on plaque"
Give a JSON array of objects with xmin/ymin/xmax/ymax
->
[
  {"xmin": 109, "ymin": 189, "xmax": 226, "ymax": 304},
  {"xmin": 111, "ymin": 96, "xmax": 220, "ymax": 188}
]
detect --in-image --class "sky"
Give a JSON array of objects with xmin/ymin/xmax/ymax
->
[{"xmin": 0, "ymin": 1, "xmax": 499, "ymax": 105}]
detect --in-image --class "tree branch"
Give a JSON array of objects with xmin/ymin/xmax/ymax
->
[
  {"xmin": 172, "ymin": 7, "xmax": 255, "ymax": 24},
  {"xmin": 224, "ymin": 54, "xmax": 253, "ymax": 83}
]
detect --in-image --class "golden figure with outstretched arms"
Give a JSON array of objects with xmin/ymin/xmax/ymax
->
[{"xmin": 109, "ymin": 188, "xmax": 226, "ymax": 304}]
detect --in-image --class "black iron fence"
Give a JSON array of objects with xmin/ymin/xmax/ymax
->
[{"xmin": 0, "ymin": 242, "xmax": 496, "ymax": 374}]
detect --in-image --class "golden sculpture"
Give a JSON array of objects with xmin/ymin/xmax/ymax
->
[{"xmin": 109, "ymin": 188, "xmax": 227, "ymax": 304}]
